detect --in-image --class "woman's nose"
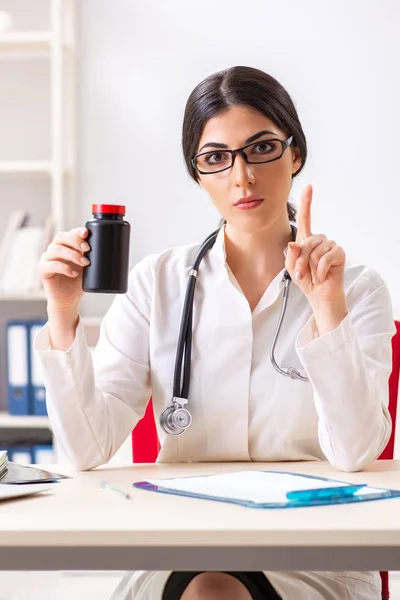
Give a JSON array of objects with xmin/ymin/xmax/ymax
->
[{"xmin": 231, "ymin": 153, "xmax": 256, "ymax": 186}]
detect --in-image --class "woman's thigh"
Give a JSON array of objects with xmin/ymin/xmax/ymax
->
[
  {"xmin": 180, "ymin": 573, "xmax": 252, "ymax": 599},
  {"xmin": 162, "ymin": 571, "xmax": 282, "ymax": 600}
]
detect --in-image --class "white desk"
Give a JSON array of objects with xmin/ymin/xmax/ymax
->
[{"xmin": 1, "ymin": 460, "xmax": 400, "ymax": 571}]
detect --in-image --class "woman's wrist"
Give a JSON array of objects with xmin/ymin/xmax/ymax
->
[
  {"xmin": 47, "ymin": 300, "xmax": 79, "ymax": 322},
  {"xmin": 310, "ymin": 295, "xmax": 349, "ymax": 337},
  {"xmin": 47, "ymin": 305, "xmax": 80, "ymax": 350}
]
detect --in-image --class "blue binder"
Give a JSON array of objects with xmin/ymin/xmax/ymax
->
[
  {"xmin": 9, "ymin": 446, "xmax": 33, "ymax": 465},
  {"xmin": 32, "ymin": 445, "xmax": 54, "ymax": 465},
  {"xmin": 6, "ymin": 321, "xmax": 30, "ymax": 415},
  {"xmin": 28, "ymin": 320, "xmax": 47, "ymax": 416},
  {"xmin": 134, "ymin": 470, "xmax": 400, "ymax": 509}
]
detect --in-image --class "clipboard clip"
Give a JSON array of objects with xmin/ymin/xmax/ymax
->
[{"xmin": 286, "ymin": 484, "xmax": 367, "ymax": 503}]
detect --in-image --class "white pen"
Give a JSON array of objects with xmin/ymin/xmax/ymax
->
[{"xmin": 100, "ymin": 480, "xmax": 132, "ymax": 500}]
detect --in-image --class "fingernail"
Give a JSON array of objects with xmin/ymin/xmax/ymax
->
[
  {"xmin": 79, "ymin": 228, "xmax": 87, "ymax": 237},
  {"xmin": 81, "ymin": 257, "xmax": 90, "ymax": 266},
  {"xmin": 295, "ymin": 270, "xmax": 301, "ymax": 281},
  {"xmin": 313, "ymin": 276, "xmax": 320, "ymax": 285},
  {"xmin": 81, "ymin": 242, "xmax": 90, "ymax": 251},
  {"xmin": 71, "ymin": 270, "xmax": 79, "ymax": 276}
]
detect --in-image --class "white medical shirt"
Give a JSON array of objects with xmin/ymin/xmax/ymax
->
[{"xmin": 34, "ymin": 226, "xmax": 396, "ymax": 600}]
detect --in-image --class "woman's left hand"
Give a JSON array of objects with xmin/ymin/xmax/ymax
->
[{"xmin": 285, "ymin": 184, "xmax": 346, "ymax": 306}]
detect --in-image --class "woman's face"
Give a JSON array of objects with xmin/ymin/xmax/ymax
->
[{"xmin": 196, "ymin": 105, "xmax": 302, "ymax": 233}]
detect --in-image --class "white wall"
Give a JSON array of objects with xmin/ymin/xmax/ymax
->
[
  {"xmin": 0, "ymin": 0, "xmax": 398, "ymax": 317},
  {"xmin": 75, "ymin": 0, "xmax": 400, "ymax": 318}
]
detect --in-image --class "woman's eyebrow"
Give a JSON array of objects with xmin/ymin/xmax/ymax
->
[{"xmin": 198, "ymin": 130, "xmax": 278, "ymax": 153}]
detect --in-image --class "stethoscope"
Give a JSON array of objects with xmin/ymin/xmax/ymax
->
[{"xmin": 160, "ymin": 224, "xmax": 310, "ymax": 436}]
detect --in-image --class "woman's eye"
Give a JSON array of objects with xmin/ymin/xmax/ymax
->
[
  {"xmin": 254, "ymin": 142, "xmax": 273, "ymax": 154},
  {"xmin": 205, "ymin": 152, "xmax": 228, "ymax": 164}
]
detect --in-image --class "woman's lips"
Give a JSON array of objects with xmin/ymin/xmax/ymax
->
[{"xmin": 234, "ymin": 197, "xmax": 264, "ymax": 210}]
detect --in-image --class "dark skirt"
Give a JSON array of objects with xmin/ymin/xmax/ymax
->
[{"xmin": 162, "ymin": 571, "xmax": 282, "ymax": 599}]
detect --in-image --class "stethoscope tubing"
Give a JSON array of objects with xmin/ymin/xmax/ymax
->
[{"xmin": 162, "ymin": 224, "xmax": 309, "ymax": 436}]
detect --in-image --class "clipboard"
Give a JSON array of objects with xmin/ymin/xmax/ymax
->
[{"xmin": 133, "ymin": 470, "xmax": 400, "ymax": 509}]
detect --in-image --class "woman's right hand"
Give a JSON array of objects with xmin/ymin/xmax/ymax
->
[{"xmin": 38, "ymin": 227, "xmax": 91, "ymax": 314}]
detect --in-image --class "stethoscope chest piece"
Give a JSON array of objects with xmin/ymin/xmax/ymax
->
[{"xmin": 160, "ymin": 397, "xmax": 192, "ymax": 436}]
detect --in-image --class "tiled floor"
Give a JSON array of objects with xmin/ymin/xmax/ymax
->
[{"xmin": 1, "ymin": 571, "xmax": 400, "ymax": 599}]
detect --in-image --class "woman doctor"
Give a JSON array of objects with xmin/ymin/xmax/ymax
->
[{"xmin": 36, "ymin": 66, "xmax": 395, "ymax": 600}]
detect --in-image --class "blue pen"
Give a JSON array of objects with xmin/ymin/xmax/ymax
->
[
  {"xmin": 286, "ymin": 484, "xmax": 367, "ymax": 502},
  {"xmin": 100, "ymin": 480, "xmax": 132, "ymax": 500}
]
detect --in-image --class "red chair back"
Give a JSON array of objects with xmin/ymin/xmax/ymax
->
[
  {"xmin": 379, "ymin": 320, "xmax": 400, "ymax": 599},
  {"xmin": 131, "ymin": 398, "xmax": 160, "ymax": 463},
  {"xmin": 379, "ymin": 321, "xmax": 400, "ymax": 460}
]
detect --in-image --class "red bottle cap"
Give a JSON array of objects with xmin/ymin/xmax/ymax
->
[{"xmin": 92, "ymin": 204, "xmax": 125, "ymax": 215}]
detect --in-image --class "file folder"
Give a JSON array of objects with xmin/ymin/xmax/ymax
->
[
  {"xmin": 29, "ymin": 321, "xmax": 47, "ymax": 416},
  {"xmin": 134, "ymin": 470, "xmax": 400, "ymax": 509},
  {"xmin": 6, "ymin": 321, "xmax": 30, "ymax": 415},
  {"xmin": 8, "ymin": 447, "xmax": 32, "ymax": 465},
  {"xmin": 32, "ymin": 445, "xmax": 54, "ymax": 465}
]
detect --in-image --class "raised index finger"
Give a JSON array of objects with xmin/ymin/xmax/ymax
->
[{"xmin": 296, "ymin": 184, "xmax": 313, "ymax": 241}]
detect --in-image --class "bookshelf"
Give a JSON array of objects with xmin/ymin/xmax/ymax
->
[
  {"xmin": 0, "ymin": 412, "xmax": 50, "ymax": 429},
  {"xmin": 0, "ymin": 0, "xmax": 76, "ymax": 301},
  {"xmin": 0, "ymin": 317, "xmax": 101, "ymax": 467},
  {"xmin": 0, "ymin": 161, "xmax": 53, "ymax": 175},
  {"xmin": 0, "ymin": 1, "xmax": 77, "ymax": 451},
  {"xmin": 0, "ymin": 31, "xmax": 53, "ymax": 50},
  {"xmin": 0, "ymin": 292, "xmax": 47, "ymax": 301},
  {"xmin": 0, "ymin": 0, "xmax": 76, "ymax": 454},
  {"xmin": 0, "ymin": 1, "xmax": 77, "ymax": 453}
]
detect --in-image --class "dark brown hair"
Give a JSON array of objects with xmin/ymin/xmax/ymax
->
[{"xmin": 182, "ymin": 66, "xmax": 307, "ymax": 223}]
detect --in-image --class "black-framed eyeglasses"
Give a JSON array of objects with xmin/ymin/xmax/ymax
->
[{"xmin": 192, "ymin": 135, "xmax": 294, "ymax": 175}]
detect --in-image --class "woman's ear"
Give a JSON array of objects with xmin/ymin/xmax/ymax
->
[{"xmin": 291, "ymin": 146, "xmax": 302, "ymax": 174}]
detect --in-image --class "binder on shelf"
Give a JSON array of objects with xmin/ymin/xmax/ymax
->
[
  {"xmin": 32, "ymin": 445, "xmax": 54, "ymax": 465},
  {"xmin": 6, "ymin": 320, "xmax": 30, "ymax": 415},
  {"xmin": 29, "ymin": 321, "xmax": 47, "ymax": 416},
  {"xmin": 8, "ymin": 446, "xmax": 33, "ymax": 465}
]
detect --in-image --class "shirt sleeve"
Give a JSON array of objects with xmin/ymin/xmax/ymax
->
[
  {"xmin": 295, "ymin": 268, "xmax": 396, "ymax": 472},
  {"xmin": 34, "ymin": 257, "xmax": 153, "ymax": 471}
]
